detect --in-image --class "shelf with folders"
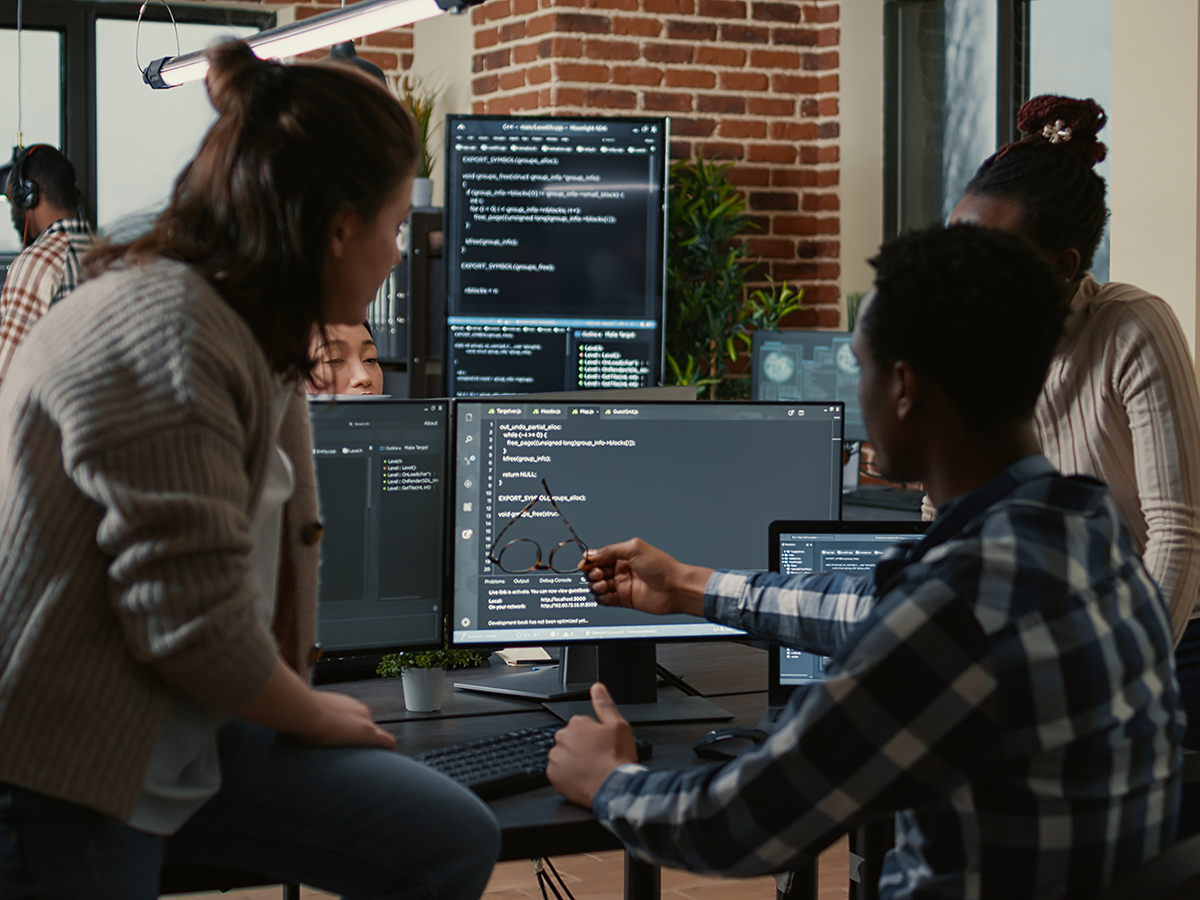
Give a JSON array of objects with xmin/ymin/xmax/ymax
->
[{"xmin": 368, "ymin": 259, "xmax": 408, "ymax": 363}]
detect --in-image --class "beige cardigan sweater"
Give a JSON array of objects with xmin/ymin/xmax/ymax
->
[
  {"xmin": 0, "ymin": 258, "xmax": 320, "ymax": 820},
  {"xmin": 1036, "ymin": 276, "xmax": 1200, "ymax": 639}
]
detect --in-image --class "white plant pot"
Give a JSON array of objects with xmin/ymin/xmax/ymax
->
[
  {"xmin": 402, "ymin": 666, "xmax": 445, "ymax": 712},
  {"xmin": 412, "ymin": 177, "xmax": 434, "ymax": 208}
]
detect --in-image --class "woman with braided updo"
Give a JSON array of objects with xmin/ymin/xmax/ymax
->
[{"xmin": 949, "ymin": 93, "xmax": 1200, "ymax": 835}]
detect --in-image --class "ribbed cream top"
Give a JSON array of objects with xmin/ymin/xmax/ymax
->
[{"xmin": 1035, "ymin": 276, "xmax": 1200, "ymax": 639}]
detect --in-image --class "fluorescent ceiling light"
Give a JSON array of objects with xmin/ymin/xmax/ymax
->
[{"xmin": 144, "ymin": 0, "xmax": 477, "ymax": 89}]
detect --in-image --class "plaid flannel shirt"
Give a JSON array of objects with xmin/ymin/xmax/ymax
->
[
  {"xmin": 0, "ymin": 217, "xmax": 91, "ymax": 388},
  {"xmin": 593, "ymin": 455, "xmax": 1182, "ymax": 899}
]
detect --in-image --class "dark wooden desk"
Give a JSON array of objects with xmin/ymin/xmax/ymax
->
[{"xmin": 329, "ymin": 642, "xmax": 780, "ymax": 899}]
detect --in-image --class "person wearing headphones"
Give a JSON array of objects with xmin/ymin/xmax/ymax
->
[{"xmin": 0, "ymin": 144, "xmax": 92, "ymax": 387}]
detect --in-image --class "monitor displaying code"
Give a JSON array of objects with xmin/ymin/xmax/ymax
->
[
  {"xmin": 452, "ymin": 400, "xmax": 844, "ymax": 645},
  {"xmin": 774, "ymin": 528, "xmax": 923, "ymax": 685},
  {"xmin": 443, "ymin": 114, "xmax": 668, "ymax": 396},
  {"xmin": 309, "ymin": 398, "xmax": 449, "ymax": 652}
]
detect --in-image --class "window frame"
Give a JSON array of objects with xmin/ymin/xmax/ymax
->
[
  {"xmin": 883, "ymin": 0, "xmax": 1031, "ymax": 239},
  {"xmin": 0, "ymin": 0, "xmax": 274, "ymax": 226}
]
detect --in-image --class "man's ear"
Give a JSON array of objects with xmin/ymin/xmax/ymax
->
[
  {"xmin": 893, "ymin": 359, "xmax": 920, "ymax": 421},
  {"xmin": 1051, "ymin": 247, "xmax": 1082, "ymax": 283}
]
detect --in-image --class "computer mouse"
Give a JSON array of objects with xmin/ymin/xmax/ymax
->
[{"xmin": 692, "ymin": 726, "xmax": 770, "ymax": 761}]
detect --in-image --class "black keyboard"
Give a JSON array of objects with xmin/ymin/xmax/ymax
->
[{"xmin": 413, "ymin": 725, "xmax": 653, "ymax": 800}]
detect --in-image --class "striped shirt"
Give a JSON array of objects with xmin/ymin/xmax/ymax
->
[
  {"xmin": 593, "ymin": 455, "xmax": 1182, "ymax": 900},
  {"xmin": 1035, "ymin": 276, "xmax": 1200, "ymax": 640},
  {"xmin": 0, "ymin": 217, "xmax": 92, "ymax": 388}
]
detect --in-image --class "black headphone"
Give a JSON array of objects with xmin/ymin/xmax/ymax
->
[{"xmin": 7, "ymin": 145, "xmax": 49, "ymax": 211}]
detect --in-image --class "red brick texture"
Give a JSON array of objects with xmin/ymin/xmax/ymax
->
[{"xmin": 470, "ymin": 0, "xmax": 841, "ymax": 327}]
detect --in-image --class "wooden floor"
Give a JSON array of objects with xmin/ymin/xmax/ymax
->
[{"xmin": 164, "ymin": 835, "xmax": 850, "ymax": 900}]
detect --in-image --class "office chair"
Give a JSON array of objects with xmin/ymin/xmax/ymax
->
[{"xmin": 1096, "ymin": 833, "xmax": 1200, "ymax": 900}]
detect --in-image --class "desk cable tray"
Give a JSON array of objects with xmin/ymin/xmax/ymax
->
[{"xmin": 413, "ymin": 725, "xmax": 652, "ymax": 801}]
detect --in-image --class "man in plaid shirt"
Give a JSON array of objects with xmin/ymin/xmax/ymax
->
[
  {"xmin": 0, "ymin": 145, "xmax": 92, "ymax": 388},
  {"xmin": 548, "ymin": 225, "xmax": 1182, "ymax": 899}
]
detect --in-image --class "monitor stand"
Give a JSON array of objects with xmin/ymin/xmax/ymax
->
[
  {"xmin": 456, "ymin": 641, "xmax": 732, "ymax": 724},
  {"xmin": 453, "ymin": 645, "xmax": 595, "ymax": 702}
]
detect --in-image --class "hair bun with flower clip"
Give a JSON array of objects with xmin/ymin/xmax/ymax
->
[{"xmin": 1017, "ymin": 94, "xmax": 1108, "ymax": 166}]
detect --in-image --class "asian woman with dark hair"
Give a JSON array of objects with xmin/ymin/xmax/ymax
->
[{"xmin": 0, "ymin": 42, "xmax": 499, "ymax": 899}]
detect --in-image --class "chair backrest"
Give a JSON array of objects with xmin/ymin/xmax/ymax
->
[{"xmin": 1098, "ymin": 834, "xmax": 1200, "ymax": 900}]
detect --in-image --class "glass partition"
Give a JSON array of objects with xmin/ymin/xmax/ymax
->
[{"xmin": 888, "ymin": 0, "xmax": 997, "ymax": 235}]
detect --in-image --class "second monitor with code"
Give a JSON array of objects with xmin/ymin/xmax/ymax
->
[
  {"xmin": 450, "ymin": 399, "xmax": 844, "ymax": 718},
  {"xmin": 443, "ymin": 114, "xmax": 669, "ymax": 397}
]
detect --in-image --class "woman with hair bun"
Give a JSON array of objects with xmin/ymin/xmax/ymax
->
[
  {"xmin": 0, "ymin": 42, "xmax": 499, "ymax": 898},
  {"xmin": 949, "ymin": 94, "xmax": 1200, "ymax": 833}
]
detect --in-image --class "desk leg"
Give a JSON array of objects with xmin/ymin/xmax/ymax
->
[
  {"xmin": 849, "ymin": 818, "xmax": 894, "ymax": 900},
  {"xmin": 624, "ymin": 854, "xmax": 660, "ymax": 900},
  {"xmin": 776, "ymin": 862, "xmax": 818, "ymax": 900}
]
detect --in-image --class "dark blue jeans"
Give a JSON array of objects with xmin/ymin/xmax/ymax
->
[
  {"xmin": 1176, "ymin": 617, "xmax": 1200, "ymax": 839},
  {"xmin": 0, "ymin": 719, "xmax": 500, "ymax": 900}
]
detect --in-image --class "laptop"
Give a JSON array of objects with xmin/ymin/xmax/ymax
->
[{"xmin": 758, "ymin": 519, "xmax": 928, "ymax": 731}]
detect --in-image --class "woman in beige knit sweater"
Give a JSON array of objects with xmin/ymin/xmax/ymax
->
[
  {"xmin": 0, "ymin": 42, "xmax": 498, "ymax": 899},
  {"xmin": 947, "ymin": 93, "xmax": 1200, "ymax": 837}
]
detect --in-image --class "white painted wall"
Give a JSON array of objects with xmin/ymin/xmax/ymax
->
[
  {"xmin": 411, "ymin": 11, "xmax": 476, "ymax": 208},
  {"xmin": 1110, "ymin": 0, "xmax": 1200, "ymax": 367},
  {"xmin": 838, "ymin": 1, "xmax": 885, "ymax": 318}
]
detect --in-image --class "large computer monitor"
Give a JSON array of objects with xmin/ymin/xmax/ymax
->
[
  {"xmin": 308, "ymin": 397, "xmax": 450, "ymax": 656},
  {"xmin": 450, "ymin": 399, "xmax": 844, "ymax": 720},
  {"xmin": 442, "ymin": 114, "xmax": 669, "ymax": 397},
  {"xmin": 751, "ymin": 330, "xmax": 868, "ymax": 443}
]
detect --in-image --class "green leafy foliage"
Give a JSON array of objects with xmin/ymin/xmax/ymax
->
[
  {"xmin": 397, "ymin": 75, "xmax": 439, "ymax": 179},
  {"xmin": 844, "ymin": 291, "xmax": 865, "ymax": 333},
  {"xmin": 376, "ymin": 641, "xmax": 485, "ymax": 677},
  {"xmin": 665, "ymin": 156, "xmax": 806, "ymax": 400}
]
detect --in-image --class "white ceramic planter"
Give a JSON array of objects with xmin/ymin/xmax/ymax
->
[
  {"xmin": 412, "ymin": 177, "xmax": 434, "ymax": 208},
  {"xmin": 402, "ymin": 666, "xmax": 446, "ymax": 712}
]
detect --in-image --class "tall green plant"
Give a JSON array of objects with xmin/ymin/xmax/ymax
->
[
  {"xmin": 666, "ymin": 157, "xmax": 804, "ymax": 400},
  {"xmin": 397, "ymin": 75, "xmax": 439, "ymax": 179}
]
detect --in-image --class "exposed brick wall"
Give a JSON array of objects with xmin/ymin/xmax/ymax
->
[{"xmin": 470, "ymin": 0, "xmax": 842, "ymax": 328}]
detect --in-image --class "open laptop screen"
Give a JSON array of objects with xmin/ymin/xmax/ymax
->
[{"xmin": 764, "ymin": 520, "xmax": 927, "ymax": 717}]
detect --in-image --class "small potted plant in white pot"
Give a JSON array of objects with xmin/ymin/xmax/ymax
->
[{"xmin": 377, "ymin": 641, "xmax": 484, "ymax": 712}]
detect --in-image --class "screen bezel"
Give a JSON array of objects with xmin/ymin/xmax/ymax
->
[
  {"xmin": 441, "ymin": 112, "xmax": 670, "ymax": 398},
  {"xmin": 448, "ymin": 399, "xmax": 846, "ymax": 648},
  {"xmin": 306, "ymin": 395, "xmax": 452, "ymax": 655}
]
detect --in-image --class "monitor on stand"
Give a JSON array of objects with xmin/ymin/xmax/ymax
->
[
  {"xmin": 450, "ymin": 398, "xmax": 844, "ymax": 723},
  {"xmin": 442, "ymin": 113, "xmax": 668, "ymax": 397},
  {"xmin": 751, "ymin": 329, "xmax": 867, "ymax": 492},
  {"xmin": 307, "ymin": 397, "xmax": 450, "ymax": 678}
]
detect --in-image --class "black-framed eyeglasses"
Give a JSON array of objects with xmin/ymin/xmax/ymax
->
[{"xmin": 487, "ymin": 478, "xmax": 588, "ymax": 574}]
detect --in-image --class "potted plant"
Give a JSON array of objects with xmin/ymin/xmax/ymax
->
[
  {"xmin": 396, "ymin": 74, "xmax": 440, "ymax": 208},
  {"xmin": 666, "ymin": 156, "xmax": 806, "ymax": 400},
  {"xmin": 377, "ymin": 641, "xmax": 485, "ymax": 712}
]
